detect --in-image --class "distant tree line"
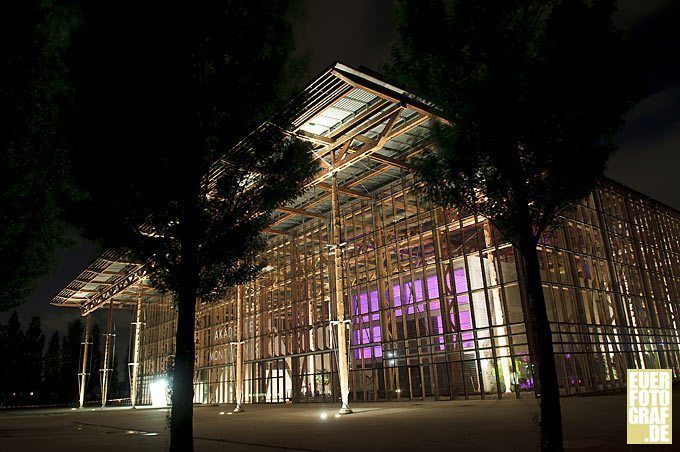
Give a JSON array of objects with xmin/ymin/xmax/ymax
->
[{"xmin": 0, "ymin": 312, "xmax": 128, "ymax": 407}]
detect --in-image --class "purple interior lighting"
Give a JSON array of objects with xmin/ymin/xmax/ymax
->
[{"xmin": 351, "ymin": 268, "xmax": 474, "ymax": 358}]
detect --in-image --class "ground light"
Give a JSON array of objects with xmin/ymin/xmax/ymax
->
[
  {"xmin": 319, "ymin": 412, "xmax": 328, "ymax": 420},
  {"xmin": 149, "ymin": 379, "xmax": 169, "ymax": 407}
]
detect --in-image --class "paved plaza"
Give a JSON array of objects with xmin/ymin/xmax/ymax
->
[{"xmin": 0, "ymin": 389, "xmax": 678, "ymax": 451}]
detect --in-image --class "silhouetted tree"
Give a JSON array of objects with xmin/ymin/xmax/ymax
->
[
  {"xmin": 109, "ymin": 351, "xmax": 121, "ymax": 399},
  {"xmin": 389, "ymin": 1, "xmax": 639, "ymax": 451},
  {"xmin": 0, "ymin": 0, "xmax": 80, "ymax": 311},
  {"xmin": 24, "ymin": 316, "xmax": 45, "ymax": 400},
  {"xmin": 87, "ymin": 323, "xmax": 101, "ymax": 402},
  {"xmin": 43, "ymin": 331, "xmax": 61, "ymax": 403},
  {"xmin": 69, "ymin": 2, "xmax": 315, "ymax": 450},
  {"xmin": 120, "ymin": 346, "xmax": 131, "ymax": 400},
  {"xmin": 0, "ymin": 318, "xmax": 12, "ymax": 403},
  {"xmin": 60, "ymin": 319, "xmax": 83, "ymax": 403},
  {"xmin": 1, "ymin": 312, "xmax": 24, "ymax": 403},
  {"xmin": 0, "ymin": 322, "xmax": 5, "ymax": 404}
]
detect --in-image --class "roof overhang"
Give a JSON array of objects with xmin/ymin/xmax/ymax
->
[
  {"xmin": 50, "ymin": 62, "xmax": 443, "ymax": 314},
  {"xmin": 50, "ymin": 250, "xmax": 151, "ymax": 315}
]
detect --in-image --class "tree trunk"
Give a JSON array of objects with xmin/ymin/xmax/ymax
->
[
  {"xmin": 518, "ymin": 231, "xmax": 564, "ymax": 452},
  {"xmin": 170, "ymin": 178, "xmax": 199, "ymax": 452}
]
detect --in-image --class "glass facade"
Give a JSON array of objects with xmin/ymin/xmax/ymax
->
[{"xmin": 137, "ymin": 177, "xmax": 680, "ymax": 405}]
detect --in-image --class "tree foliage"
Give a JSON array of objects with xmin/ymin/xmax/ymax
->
[
  {"xmin": 0, "ymin": 0, "xmax": 80, "ymax": 311},
  {"xmin": 390, "ymin": 0, "xmax": 639, "ymax": 243},
  {"xmin": 69, "ymin": 0, "xmax": 312, "ymax": 249},
  {"xmin": 68, "ymin": 2, "xmax": 316, "ymax": 449},
  {"xmin": 24, "ymin": 317, "xmax": 46, "ymax": 395},
  {"xmin": 0, "ymin": 312, "xmax": 24, "ymax": 402},
  {"xmin": 69, "ymin": 0, "xmax": 317, "ymax": 300},
  {"xmin": 389, "ymin": 1, "xmax": 639, "ymax": 451},
  {"xmin": 0, "ymin": 315, "xmax": 111, "ymax": 406},
  {"xmin": 88, "ymin": 322, "xmax": 102, "ymax": 400},
  {"xmin": 60, "ymin": 318, "xmax": 83, "ymax": 403},
  {"xmin": 42, "ymin": 331, "xmax": 61, "ymax": 402}
]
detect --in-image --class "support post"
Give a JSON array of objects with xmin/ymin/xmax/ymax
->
[
  {"xmin": 234, "ymin": 285, "xmax": 245, "ymax": 412},
  {"xmin": 331, "ymin": 174, "xmax": 352, "ymax": 415},
  {"xmin": 130, "ymin": 288, "xmax": 143, "ymax": 408},
  {"xmin": 592, "ymin": 187, "xmax": 638, "ymax": 371},
  {"xmin": 101, "ymin": 299, "xmax": 114, "ymax": 408},
  {"xmin": 78, "ymin": 314, "xmax": 92, "ymax": 408},
  {"xmin": 623, "ymin": 195, "xmax": 669, "ymax": 370},
  {"xmin": 482, "ymin": 222, "xmax": 514, "ymax": 394},
  {"xmin": 372, "ymin": 205, "xmax": 399, "ymax": 399}
]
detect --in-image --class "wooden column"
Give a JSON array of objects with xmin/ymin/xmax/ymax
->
[
  {"xmin": 562, "ymin": 218, "xmax": 598, "ymax": 392},
  {"xmin": 431, "ymin": 208, "xmax": 462, "ymax": 399},
  {"xmin": 130, "ymin": 288, "xmax": 143, "ymax": 408},
  {"xmin": 101, "ymin": 299, "xmax": 115, "ymax": 408},
  {"xmin": 592, "ymin": 188, "xmax": 638, "ymax": 373},
  {"xmin": 307, "ymin": 286, "xmax": 316, "ymax": 397},
  {"xmin": 623, "ymin": 195, "xmax": 669, "ymax": 370},
  {"xmin": 234, "ymin": 285, "xmax": 245, "ymax": 412},
  {"xmin": 372, "ymin": 205, "xmax": 399, "ymax": 399},
  {"xmin": 331, "ymin": 174, "xmax": 352, "ymax": 414},
  {"xmin": 482, "ymin": 222, "xmax": 514, "ymax": 394},
  {"xmin": 78, "ymin": 314, "xmax": 91, "ymax": 408}
]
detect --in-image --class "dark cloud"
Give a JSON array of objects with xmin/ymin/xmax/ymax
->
[
  {"xmin": 298, "ymin": 0, "xmax": 395, "ymax": 76},
  {"xmin": 615, "ymin": 0, "xmax": 673, "ymax": 27},
  {"xmin": 608, "ymin": 84, "xmax": 680, "ymax": 209},
  {"xmin": 607, "ymin": 1, "xmax": 680, "ymax": 210}
]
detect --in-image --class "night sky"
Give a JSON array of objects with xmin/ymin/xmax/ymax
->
[{"xmin": 2, "ymin": 0, "xmax": 679, "ymax": 375}]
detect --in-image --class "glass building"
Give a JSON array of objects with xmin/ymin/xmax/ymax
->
[{"xmin": 51, "ymin": 63, "xmax": 680, "ymax": 408}]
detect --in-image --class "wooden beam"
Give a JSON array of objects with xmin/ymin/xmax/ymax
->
[
  {"xmin": 335, "ymin": 140, "xmax": 351, "ymax": 162},
  {"xmin": 267, "ymin": 108, "xmax": 429, "ymax": 232},
  {"xmin": 327, "ymin": 99, "xmax": 391, "ymax": 140},
  {"xmin": 234, "ymin": 285, "xmax": 245, "ymax": 412},
  {"xmin": 316, "ymin": 182, "xmax": 370, "ymax": 200},
  {"xmin": 330, "ymin": 174, "xmax": 352, "ymax": 413},
  {"xmin": 330, "ymin": 68, "xmax": 440, "ymax": 122},
  {"xmin": 380, "ymin": 109, "xmax": 400, "ymax": 138},
  {"xmin": 81, "ymin": 265, "xmax": 149, "ymax": 315},
  {"xmin": 308, "ymin": 112, "xmax": 428, "ymax": 187},
  {"xmin": 291, "ymin": 83, "xmax": 354, "ymax": 133},
  {"xmin": 296, "ymin": 130, "xmax": 334, "ymax": 145},
  {"xmin": 275, "ymin": 207, "xmax": 325, "ymax": 220},
  {"xmin": 269, "ymin": 142, "xmax": 426, "ymax": 229},
  {"xmin": 330, "ymin": 105, "xmax": 403, "ymax": 154},
  {"xmin": 352, "ymin": 134, "xmax": 376, "ymax": 146},
  {"xmin": 347, "ymin": 142, "xmax": 430, "ymax": 188},
  {"xmin": 264, "ymin": 228, "xmax": 288, "ymax": 236},
  {"xmin": 369, "ymin": 153, "xmax": 413, "ymax": 170}
]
